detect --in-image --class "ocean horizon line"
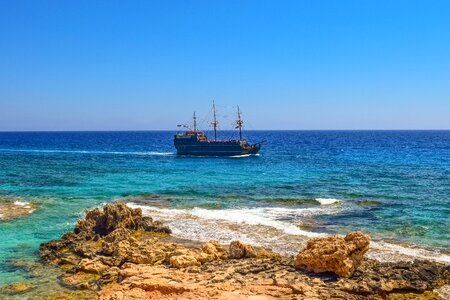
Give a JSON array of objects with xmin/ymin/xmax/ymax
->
[{"xmin": 1, "ymin": 129, "xmax": 450, "ymax": 133}]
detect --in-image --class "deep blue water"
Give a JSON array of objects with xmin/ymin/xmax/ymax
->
[{"xmin": 0, "ymin": 130, "xmax": 449, "ymax": 284}]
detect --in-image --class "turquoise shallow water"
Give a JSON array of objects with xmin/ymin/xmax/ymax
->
[{"xmin": 0, "ymin": 130, "xmax": 449, "ymax": 284}]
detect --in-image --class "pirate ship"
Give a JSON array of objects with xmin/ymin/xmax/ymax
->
[{"xmin": 174, "ymin": 102, "xmax": 262, "ymax": 156}]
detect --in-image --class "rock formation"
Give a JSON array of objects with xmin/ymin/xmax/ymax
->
[
  {"xmin": 33, "ymin": 202, "xmax": 450, "ymax": 300},
  {"xmin": 40, "ymin": 202, "xmax": 172, "ymax": 265},
  {"xmin": 294, "ymin": 231, "xmax": 370, "ymax": 277}
]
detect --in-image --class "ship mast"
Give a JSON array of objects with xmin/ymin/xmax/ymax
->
[
  {"xmin": 211, "ymin": 101, "xmax": 218, "ymax": 141},
  {"xmin": 236, "ymin": 105, "xmax": 244, "ymax": 140},
  {"xmin": 193, "ymin": 111, "xmax": 197, "ymax": 132}
]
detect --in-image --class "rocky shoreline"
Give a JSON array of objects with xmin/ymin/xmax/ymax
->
[{"xmin": 4, "ymin": 202, "xmax": 448, "ymax": 299}]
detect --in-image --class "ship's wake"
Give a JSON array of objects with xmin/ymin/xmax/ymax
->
[{"xmin": 0, "ymin": 149, "xmax": 175, "ymax": 156}]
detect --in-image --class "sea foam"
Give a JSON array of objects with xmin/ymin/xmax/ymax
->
[
  {"xmin": 128, "ymin": 202, "xmax": 450, "ymax": 264},
  {"xmin": 316, "ymin": 198, "xmax": 341, "ymax": 205},
  {"xmin": 128, "ymin": 203, "xmax": 339, "ymax": 238},
  {"xmin": 189, "ymin": 207, "xmax": 326, "ymax": 237},
  {"xmin": 127, "ymin": 203, "xmax": 342, "ymax": 256}
]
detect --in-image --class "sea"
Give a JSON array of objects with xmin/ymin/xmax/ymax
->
[{"xmin": 0, "ymin": 130, "xmax": 449, "ymax": 286}]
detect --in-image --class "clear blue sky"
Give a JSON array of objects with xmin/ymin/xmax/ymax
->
[{"xmin": 1, "ymin": 0, "xmax": 449, "ymax": 130}]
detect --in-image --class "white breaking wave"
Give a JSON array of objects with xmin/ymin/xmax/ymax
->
[
  {"xmin": 189, "ymin": 207, "xmax": 327, "ymax": 237},
  {"xmin": 128, "ymin": 204, "xmax": 340, "ymax": 238},
  {"xmin": 14, "ymin": 201, "xmax": 29, "ymax": 206},
  {"xmin": 128, "ymin": 203, "xmax": 450, "ymax": 264},
  {"xmin": 0, "ymin": 148, "xmax": 174, "ymax": 156},
  {"xmin": 127, "ymin": 203, "xmax": 342, "ymax": 255},
  {"xmin": 316, "ymin": 198, "xmax": 341, "ymax": 205}
]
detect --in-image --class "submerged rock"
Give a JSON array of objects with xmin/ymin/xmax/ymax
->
[
  {"xmin": 121, "ymin": 193, "xmax": 172, "ymax": 207},
  {"xmin": 0, "ymin": 197, "xmax": 38, "ymax": 221},
  {"xmin": 2, "ymin": 282, "xmax": 36, "ymax": 294},
  {"xmin": 295, "ymin": 231, "xmax": 370, "ymax": 277}
]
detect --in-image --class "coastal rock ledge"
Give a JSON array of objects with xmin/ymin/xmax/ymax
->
[{"xmin": 35, "ymin": 202, "xmax": 450, "ymax": 300}]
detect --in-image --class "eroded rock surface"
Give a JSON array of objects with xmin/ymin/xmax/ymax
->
[
  {"xmin": 37, "ymin": 202, "xmax": 449, "ymax": 300},
  {"xmin": 295, "ymin": 231, "xmax": 370, "ymax": 277},
  {"xmin": 338, "ymin": 259, "xmax": 450, "ymax": 295}
]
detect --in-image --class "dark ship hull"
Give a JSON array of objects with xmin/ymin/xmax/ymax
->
[{"xmin": 174, "ymin": 135, "xmax": 261, "ymax": 156}]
